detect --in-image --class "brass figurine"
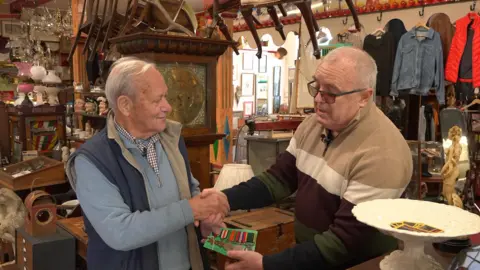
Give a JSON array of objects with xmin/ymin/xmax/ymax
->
[{"xmin": 441, "ymin": 126, "xmax": 462, "ymax": 207}]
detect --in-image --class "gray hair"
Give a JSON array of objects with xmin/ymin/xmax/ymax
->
[
  {"xmin": 316, "ymin": 47, "xmax": 377, "ymax": 91},
  {"xmin": 104, "ymin": 57, "xmax": 156, "ymax": 111}
]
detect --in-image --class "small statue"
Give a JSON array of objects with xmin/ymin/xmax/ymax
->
[
  {"xmin": 85, "ymin": 121, "xmax": 92, "ymax": 138},
  {"xmin": 97, "ymin": 97, "xmax": 109, "ymax": 115},
  {"xmin": 85, "ymin": 101, "xmax": 95, "ymax": 114},
  {"xmin": 74, "ymin": 98, "xmax": 85, "ymax": 112},
  {"xmin": 446, "ymin": 85, "xmax": 456, "ymax": 108},
  {"xmin": 441, "ymin": 126, "xmax": 462, "ymax": 206},
  {"xmin": 61, "ymin": 146, "xmax": 70, "ymax": 163}
]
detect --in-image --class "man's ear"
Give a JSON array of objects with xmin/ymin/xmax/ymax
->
[
  {"xmin": 359, "ymin": 88, "xmax": 373, "ymax": 108},
  {"xmin": 117, "ymin": 96, "xmax": 133, "ymax": 116}
]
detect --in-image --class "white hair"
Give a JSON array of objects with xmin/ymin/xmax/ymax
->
[
  {"xmin": 104, "ymin": 57, "xmax": 156, "ymax": 111},
  {"xmin": 316, "ymin": 47, "xmax": 377, "ymax": 91}
]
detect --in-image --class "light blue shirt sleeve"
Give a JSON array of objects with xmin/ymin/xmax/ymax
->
[
  {"xmin": 190, "ymin": 174, "xmax": 201, "ymax": 197},
  {"xmin": 74, "ymin": 155, "xmax": 195, "ymax": 252}
]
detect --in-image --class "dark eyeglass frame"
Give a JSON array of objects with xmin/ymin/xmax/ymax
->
[{"xmin": 307, "ymin": 80, "xmax": 367, "ymax": 104}]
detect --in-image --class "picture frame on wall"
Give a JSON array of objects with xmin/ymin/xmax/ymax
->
[
  {"xmin": 288, "ymin": 67, "xmax": 296, "ymax": 82},
  {"xmin": 256, "ymin": 83, "xmax": 268, "ymax": 99},
  {"xmin": 1, "ymin": 21, "xmax": 24, "ymax": 38},
  {"xmin": 242, "ymin": 53, "xmax": 254, "ymax": 70},
  {"xmin": 258, "ymin": 55, "xmax": 267, "ymax": 73},
  {"xmin": 273, "ymin": 96, "xmax": 281, "ymax": 114},
  {"xmin": 256, "ymin": 99, "xmax": 268, "ymax": 116},
  {"xmin": 244, "ymin": 101, "xmax": 254, "ymax": 117},
  {"xmin": 273, "ymin": 66, "xmax": 281, "ymax": 97},
  {"xmin": 241, "ymin": 73, "xmax": 255, "ymax": 96}
]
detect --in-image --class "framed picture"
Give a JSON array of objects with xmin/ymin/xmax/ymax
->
[
  {"xmin": 242, "ymin": 53, "xmax": 254, "ymax": 70},
  {"xmin": 258, "ymin": 55, "xmax": 267, "ymax": 73},
  {"xmin": 241, "ymin": 73, "xmax": 255, "ymax": 96},
  {"xmin": 256, "ymin": 83, "xmax": 268, "ymax": 99},
  {"xmin": 244, "ymin": 101, "xmax": 254, "ymax": 117},
  {"xmin": 288, "ymin": 67, "xmax": 296, "ymax": 81},
  {"xmin": 273, "ymin": 66, "xmax": 281, "ymax": 97},
  {"xmin": 2, "ymin": 21, "xmax": 24, "ymax": 38},
  {"xmin": 273, "ymin": 96, "xmax": 281, "ymax": 113},
  {"xmin": 256, "ymin": 99, "xmax": 268, "ymax": 116}
]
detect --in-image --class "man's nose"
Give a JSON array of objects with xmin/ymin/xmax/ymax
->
[
  {"xmin": 162, "ymin": 99, "xmax": 172, "ymax": 113},
  {"xmin": 314, "ymin": 92, "xmax": 325, "ymax": 104}
]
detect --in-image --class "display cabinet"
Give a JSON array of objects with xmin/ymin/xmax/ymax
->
[
  {"xmin": 406, "ymin": 140, "xmax": 445, "ymax": 199},
  {"xmin": 0, "ymin": 102, "xmax": 9, "ymax": 165},
  {"xmin": 7, "ymin": 105, "xmax": 66, "ymax": 164}
]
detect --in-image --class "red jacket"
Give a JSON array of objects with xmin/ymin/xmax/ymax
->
[{"xmin": 445, "ymin": 13, "xmax": 480, "ymax": 87}]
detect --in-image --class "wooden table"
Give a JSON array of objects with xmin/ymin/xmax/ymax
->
[
  {"xmin": 57, "ymin": 217, "xmax": 88, "ymax": 260},
  {"xmin": 348, "ymin": 243, "xmax": 455, "ymax": 270}
]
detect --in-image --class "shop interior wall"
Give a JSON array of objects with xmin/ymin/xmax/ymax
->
[
  {"xmin": 231, "ymin": 31, "xmax": 299, "ymax": 117},
  {"xmin": 292, "ymin": 1, "xmax": 474, "ymax": 112}
]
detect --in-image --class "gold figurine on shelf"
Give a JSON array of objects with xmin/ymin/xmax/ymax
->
[{"xmin": 441, "ymin": 126, "xmax": 463, "ymax": 208}]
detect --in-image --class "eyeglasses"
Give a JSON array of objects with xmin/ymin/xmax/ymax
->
[{"xmin": 307, "ymin": 80, "xmax": 367, "ymax": 104}]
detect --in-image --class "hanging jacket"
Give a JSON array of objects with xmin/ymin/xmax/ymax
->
[
  {"xmin": 390, "ymin": 27, "xmax": 445, "ymax": 104},
  {"xmin": 427, "ymin": 13, "xmax": 455, "ymax": 66},
  {"xmin": 445, "ymin": 13, "xmax": 480, "ymax": 87}
]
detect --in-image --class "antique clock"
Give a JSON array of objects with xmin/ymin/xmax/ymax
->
[
  {"xmin": 110, "ymin": 33, "xmax": 232, "ymax": 189},
  {"xmin": 24, "ymin": 190, "xmax": 57, "ymax": 237}
]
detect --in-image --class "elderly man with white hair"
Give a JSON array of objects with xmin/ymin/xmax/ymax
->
[
  {"xmin": 66, "ymin": 57, "xmax": 228, "ymax": 270},
  {"xmin": 202, "ymin": 47, "xmax": 413, "ymax": 270}
]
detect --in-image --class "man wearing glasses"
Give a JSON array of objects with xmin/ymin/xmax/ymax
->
[{"xmin": 202, "ymin": 47, "xmax": 413, "ymax": 270}]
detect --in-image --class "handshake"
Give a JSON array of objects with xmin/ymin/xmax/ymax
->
[{"xmin": 189, "ymin": 188, "xmax": 230, "ymax": 237}]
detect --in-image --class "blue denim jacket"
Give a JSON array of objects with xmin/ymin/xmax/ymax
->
[{"xmin": 390, "ymin": 27, "xmax": 445, "ymax": 104}]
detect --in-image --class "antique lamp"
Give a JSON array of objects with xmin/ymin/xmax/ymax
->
[{"xmin": 214, "ymin": 164, "xmax": 254, "ymax": 191}]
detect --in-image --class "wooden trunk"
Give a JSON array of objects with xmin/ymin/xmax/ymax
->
[{"xmin": 216, "ymin": 207, "xmax": 295, "ymax": 269}]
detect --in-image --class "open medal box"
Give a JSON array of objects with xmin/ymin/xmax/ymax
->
[{"xmin": 0, "ymin": 156, "xmax": 65, "ymax": 191}]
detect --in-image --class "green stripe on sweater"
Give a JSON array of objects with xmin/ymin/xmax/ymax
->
[
  {"xmin": 256, "ymin": 172, "xmax": 292, "ymax": 203},
  {"xmin": 295, "ymin": 220, "xmax": 398, "ymax": 267}
]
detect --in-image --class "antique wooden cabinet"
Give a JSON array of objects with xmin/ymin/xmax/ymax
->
[
  {"xmin": 6, "ymin": 105, "xmax": 66, "ymax": 164},
  {"xmin": 0, "ymin": 102, "xmax": 9, "ymax": 165},
  {"xmin": 110, "ymin": 33, "xmax": 233, "ymax": 190}
]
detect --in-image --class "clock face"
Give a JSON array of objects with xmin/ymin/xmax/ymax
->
[{"xmin": 157, "ymin": 63, "xmax": 207, "ymax": 127}]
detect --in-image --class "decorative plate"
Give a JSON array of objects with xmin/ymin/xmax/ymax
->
[{"xmin": 352, "ymin": 199, "xmax": 480, "ymax": 270}]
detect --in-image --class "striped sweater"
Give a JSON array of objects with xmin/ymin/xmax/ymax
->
[{"xmin": 223, "ymin": 101, "xmax": 413, "ymax": 269}]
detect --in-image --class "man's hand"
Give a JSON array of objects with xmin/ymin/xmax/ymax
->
[
  {"xmin": 225, "ymin": 251, "xmax": 263, "ymax": 270},
  {"xmin": 189, "ymin": 189, "xmax": 229, "ymax": 224},
  {"xmin": 200, "ymin": 188, "xmax": 227, "ymax": 200},
  {"xmin": 200, "ymin": 213, "xmax": 226, "ymax": 238}
]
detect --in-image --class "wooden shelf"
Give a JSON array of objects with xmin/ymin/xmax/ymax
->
[
  {"xmin": 421, "ymin": 175, "xmax": 443, "ymax": 183},
  {"xmin": 74, "ymin": 112, "xmax": 107, "ymax": 119},
  {"xmin": 67, "ymin": 136, "xmax": 86, "ymax": 143},
  {"xmin": 76, "ymin": 91, "xmax": 106, "ymax": 96}
]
